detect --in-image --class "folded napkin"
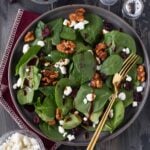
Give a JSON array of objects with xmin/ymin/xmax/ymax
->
[{"xmin": 0, "ymin": 9, "xmax": 59, "ymax": 150}]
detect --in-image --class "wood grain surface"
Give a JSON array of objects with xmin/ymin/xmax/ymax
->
[{"xmin": 0, "ymin": 0, "xmax": 150, "ymax": 149}]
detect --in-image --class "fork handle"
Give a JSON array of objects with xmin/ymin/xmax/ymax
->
[{"xmin": 87, "ymin": 93, "xmax": 117, "ymax": 150}]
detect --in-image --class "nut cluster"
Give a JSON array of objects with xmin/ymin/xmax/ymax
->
[
  {"xmin": 24, "ymin": 31, "xmax": 35, "ymax": 42},
  {"xmin": 137, "ymin": 65, "xmax": 146, "ymax": 82},
  {"xmin": 69, "ymin": 8, "xmax": 86, "ymax": 22},
  {"xmin": 56, "ymin": 40, "xmax": 76, "ymax": 54},
  {"xmin": 90, "ymin": 73, "xmax": 103, "ymax": 88},
  {"xmin": 95, "ymin": 43, "xmax": 107, "ymax": 61},
  {"xmin": 56, "ymin": 108, "xmax": 63, "ymax": 120},
  {"xmin": 41, "ymin": 70, "xmax": 59, "ymax": 86}
]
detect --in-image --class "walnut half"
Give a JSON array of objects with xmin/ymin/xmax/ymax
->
[
  {"xmin": 90, "ymin": 73, "xmax": 103, "ymax": 88},
  {"xmin": 137, "ymin": 65, "xmax": 146, "ymax": 82},
  {"xmin": 41, "ymin": 70, "xmax": 59, "ymax": 86},
  {"xmin": 24, "ymin": 31, "xmax": 35, "ymax": 42},
  {"xmin": 56, "ymin": 40, "xmax": 76, "ymax": 54}
]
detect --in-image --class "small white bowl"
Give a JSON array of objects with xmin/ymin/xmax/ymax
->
[{"xmin": 0, "ymin": 130, "xmax": 45, "ymax": 150}]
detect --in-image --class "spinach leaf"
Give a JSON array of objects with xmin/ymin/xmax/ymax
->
[
  {"xmin": 62, "ymin": 97, "xmax": 73, "ymax": 116},
  {"xmin": 26, "ymin": 66, "xmax": 41, "ymax": 90},
  {"xmin": 16, "ymin": 45, "xmax": 41, "ymax": 75},
  {"xmin": 74, "ymin": 85, "xmax": 92, "ymax": 116},
  {"xmin": 70, "ymin": 51, "xmax": 96, "ymax": 84},
  {"xmin": 75, "ymin": 41, "xmax": 92, "ymax": 53},
  {"xmin": 80, "ymin": 13, "xmax": 103, "ymax": 45},
  {"xmin": 55, "ymin": 78, "xmax": 76, "ymax": 107},
  {"xmin": 101, "ymin": 54, "xmax": 123, "ymax": 75},
  {"xmin": 102, "ymin": 121, "xmax": 113, "ymax": 133},
  {"xmin": 17, "ymin": 87, "xmax": 34, "ymax": 105},
  {"xmin": 35, "ymin": 21, "xmax": 45, "ymax": 40},
  {"xmin": 63, "ymin": 114, "xmax": 82, "ymax": 129},
  {"xmin": 60, "ymin": 26, "xmax": 76, "ymax": 40},
  {"xmin": 119, "ymin": 90, "xmax": 133, "ymax": 108},
  {"xmin": 39, "ymin": 122, "xmax": 66, "ymax": 141},
  {"xmin": 104, "ymin": 31, "xmax": 136, "ymax": 53},
  {"xmin": 93, "ymin": 87, "xmax": 112, "ymax": 112},
  {"xmin": 82, "ymin": 125, "xmax": 96, "ymax": 132},
  {"xmin": 49, "ymin": 51, "xmax": 70, "ymax": 63},
  {"xmin": 35, "ymin": 96, "xmax": 56, "ymax": 122},
  {"xmin": 39, "ymin": 86, "xmax": 55, "ymax": 97},
  {"xmin": 43, "ymin": 37, "xmax": 53, "ymax": 54},
  {"xmin": 90, "ymin": 109, "xmax": 103, "ymax": 123},
  {"xmin": 48, "ymin": 18, "xmax": 63, "ymax": 45},
  {"xmin": 110, "ymin": 100, "xmax": 125, "ymax": 130}
]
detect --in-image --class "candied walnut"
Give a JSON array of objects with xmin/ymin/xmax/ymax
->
[
  {"xmin": 41, "ymin": 70, "xmax": 59, "ymax": 86},
  {"xmin": 48, "ymin": 119, "xmax": 56, "ymax": 126},
  {"xmin": 56, "ymin": 108, "xmax": 63, "ymax": 120},
  {"xmin": 90, "ymin": 73, "xmax": 103, "ymax": 88},
  {"xmin": 137, "ymin": 65, "xmax": 146, "ymax": 82},
  {"xmin": 95, "ymin": 43, "xmax": 107, "ymax": 61},
  {"xmin": 56, "ymin": 40, "xmax": 76, "ymax": 54},
  {"xmin": 24, "ymin": 31, "xmax": 35, "ymax": 42},
  {"xmin": 69, "ymin": 8, "xmax": 85, "ymax": 22}
]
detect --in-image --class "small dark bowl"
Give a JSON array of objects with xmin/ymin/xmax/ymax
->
[{"xmin": 8, "ymin": 5, "xmax": 150, "ymax": 146}]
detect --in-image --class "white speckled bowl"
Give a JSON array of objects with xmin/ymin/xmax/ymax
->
[{"xmin": 0, "ymin": 130, "xmax": 45, "ymax": 150}]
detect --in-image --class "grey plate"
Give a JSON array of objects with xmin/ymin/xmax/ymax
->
[
  {"xmin": 8, "ymin": 4, "xmax": 150, "ymax": 146},
  {"xmin": 31, "ymin": 0, "xmax": 57, "ymax": 5}
]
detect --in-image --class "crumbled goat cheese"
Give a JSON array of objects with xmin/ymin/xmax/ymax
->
[
  {"xmin": 48, "ymin": 54, "xmax": 51, "ymax": 57},
  {"xmin": 126, "ymin": 75, "xmax": 132, "ymax": 82},
  {"xmin": 13, "ymin": 84, "xmax": 18, "ymax": 89},
  {"xmin": 86, "ymin": 93, "xmax": 96, "ymax": 102},
  {"xmin": 0, "ymin": 132, "xmax": 40, "ymax": 150},
  {"xmin": 70, "ymin": 21, "xmax": 76, "ymax": 27},
  {"xmin": 63, "ymin": 132, "xmax": 68, "ymax": 137},
  {"xmin": 16, "ymin": 78, "xmax": 22, "ymax": 88},
  {"xmin": 44, "ymin": 62, "xmax": 50, "ymax": 67},
  {"xmin": 122, "ymin": 48, "xmax": 130, "ymax": 54},
  {"xmin": 83, "ymin": 98, "xmax": 88, "ymax": 104},
  {"xmin": 83, "ymin": 117, "xmax": 88, "ymax": 121},
  {"xmin": 136, "ymin": 86, "xmax": 143, "ymax": 92},
  {"xmin": 23, "ymin": 44, "xmax": 30, "ymax": 54},
  {"xmin": 37, "ymin": 40, "xmax": 45, "ymax": 47},
  {"xmin": 25, "ymin": 68, "xmax": 30, "ymax": 72},
  {"xmin": 118, "ymin": 92, "xmax": 126, "ymax": 101},
  {"xmin": 58, "ymin": 126, "xmax": 65, "ymax": 134},
  {"xmin": 63, "ymin": 19, "xmax": 70, "ymax": 26},
  {"xmin": 96, "ymin": 57, "xmax": 101, "ymax": 64},
  {"xmin": 64, "ymin": 86, "xmax": 72, "ymax": 96},
  {"xmin": 59, "ymin": 66, "xmax": 67, "ymax": 74},
  {"xmin": 74, "ymin": 20, "xmax": 89, "ymax": 30},
  {"xmin": 102, "ymin": 29, "xmax": 109, "ymax": 34},
  {"xmin": 132, "ymin": 101, "xmax": 138, "ymax": 107},
  {"xmin": 109, "ymin": 109, "xmax": 114, "ymax": 118},
  {"xmin": 125, "ymin": 48, "xmax": 130, "ymax": 54},
  {"xmin": 96, "ymin": 65, "xmax": 101, "ymax": 71},
  {"xmin": 67, "ymin": 134, "xmax": 75, "ymax": 141},
  {"xmin": 59, "ymin": 120, "xmax": 64, "ymax": 126},
  {"xmin": 74, "ymin": 111, "xmax": 79, "ymax": 115}
]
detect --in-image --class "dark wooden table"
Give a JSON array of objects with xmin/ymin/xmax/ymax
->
[{"xmin": 0, "ymin": 0, "xmax": 150, "ymax": 149}]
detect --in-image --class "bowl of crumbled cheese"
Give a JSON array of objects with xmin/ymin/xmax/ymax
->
[{"xmin": 0, "ymin": 130, "xmax": 45, "ymax": 150}]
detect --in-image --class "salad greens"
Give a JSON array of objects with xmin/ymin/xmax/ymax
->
[{"xmin": 14, "ymin": 8, "xmax": 146, "ymax": 142}]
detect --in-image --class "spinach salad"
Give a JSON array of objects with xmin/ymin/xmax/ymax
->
[{"xmin": 13, "ymin": 8, "xmax": 146, "ymax": 141}]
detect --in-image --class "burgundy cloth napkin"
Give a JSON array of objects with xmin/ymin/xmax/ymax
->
[{"xmin": 0, "ymin": 9, "xmax": 59, "ymax": 150}]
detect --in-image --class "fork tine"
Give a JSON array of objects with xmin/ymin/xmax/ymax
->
[
  {"xmin": 120, "ymin": 56, "xmax": 139, "ymax": 77},
  {"xmin": 120, "ymin": 54, "xmax": 136, "ymax": 75},
  {"xmin": 120, "ymin": 55, "xmax": 138, "ymax": 76}
]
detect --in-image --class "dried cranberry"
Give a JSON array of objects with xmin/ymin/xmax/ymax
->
[
  {"xmin": 124, "ymin": 81, "xmax": 133, "ymax": 90},
  {"xmin": 71, "ymin": 127, "xmax": 81, "ymax": 136},
  {"xmin": 104, "ymin": 22, "xmax": 114, "ymax": 31},
  {"xmin": 120, "ymin": 51, "xmax": 129, "ymax": 59},
  {"xmin": 33, "ymin": 115, "xmax": 40, "ymax": 124},
  {"xmin": 84, "ymin": 132, "xmax": 89, "ymax": 139},
  {"xmin": 133, "ymin": 91, "xmax": 143, "ymax": 102},
  {"xmin": 100, "ymin": 73, "xmax": 107, "ymax": 82},
  {"xmin": 42, "ymin": 26, "xmax": 51, "ymax": 38}
]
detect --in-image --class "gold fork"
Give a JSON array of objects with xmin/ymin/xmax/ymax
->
[{"xmin": 87, "ymin": 53, "xmax": 139, "ymax": 150}]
